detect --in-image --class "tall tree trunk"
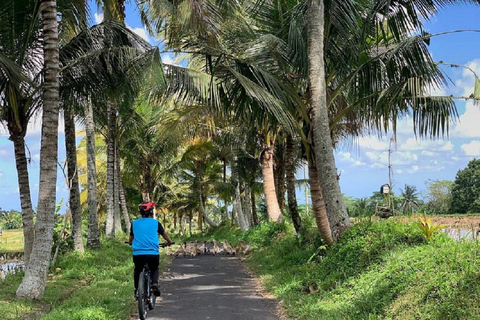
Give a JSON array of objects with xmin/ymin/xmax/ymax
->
[
  {"xmin": 64, "ymin": 105, "xmax": 84, "ymax": 253},
  {"xmin": 11, "ymin": 135, "xmax": 35, "ymax": 265},
  {"xmin": 285, "ymin": 134, "xmax": 302, "ymax": 235},
  {"xmin": 105, "ymin": 105, "xmax": 116, "ymax": 238},
  {"xmin": 308, "ymin": 153, "xmax": 333, "ymax": 245},
  {"xmin": 197, "ymin": 192, "xmax": 204, "ymax": 231},
  {"xmin": 244, "ymin": 184, "xmax": 254, "ymax": 227},
  {"xmin": 260, "ymin": 146, "xmax": 282, "ymax": 222},
  {"xmin": 232, "ymin": 156, "xmax": 249, "ymax": 231},
  {"xmin": 199, "ymin": 193, "xmax": 219, "ymax": 228},
  {"xmin": 274, "ymin": 145, "xmax": 286, "ymax": 211},
  {"xmin": 116, "ymin": 149, "xmax": 130, "ymax": 234},
  {"xmin": 234, "ymin": 182, "xmax": 248, "ymax": 231},
  {"xmin": 85, "ymin": 102, "xmax": 100, "ymax": 248},
  {"xmin": 113, "ymin": 145, "xmax": 122, "ymax": 234},
  {"xmin": 179, "ymin": 213, "xmax": 185, "ymax": 236},
  {"xmin": 113, "ymin": 169, "xmax": 122, "ymax": 234},
  {"xmin": 223, "ymin": 159, "xmax": 230, "ymax": 221},
  {"xmin": 17, "ymin": 0, "xmax": 59, "ymax": 299},
  {"xmin": 308, "ymin": 0, "xmax": 351, "ymax": 241},
  {"xmin": 250, "ymin": 189, "xmax": 259, "ymax": 226}
]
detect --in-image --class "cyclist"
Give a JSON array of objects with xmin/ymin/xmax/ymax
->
[{"xmin": 129, "ymin": 201, "xmax": 173, "ymax": 298}]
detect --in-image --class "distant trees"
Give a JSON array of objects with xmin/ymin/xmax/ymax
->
[
  {"xmin": 450, "ymin": 159, "xmax": 480, "ymax": 214},
  {"xmin": 400, "ymin": 185, "xmax": 420, "ymax": 215},
  {"xmin": 424, "ymin": 180, "xmax": 453, "ymax": 215},
  {"xmin": 0, "ymin": 210, "xmax": 22, "ymax": 230},
  {"xmin": 344, "ymin": 164, "xmax": 480, "ymax": 216}
]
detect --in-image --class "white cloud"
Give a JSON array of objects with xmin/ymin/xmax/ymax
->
[
  {"xmin": 461, "ymin": 140, "xmax": 480, "ymax": 156},
  {"xmin": 95, "ymin": 12, "xmax": 104, "ymax": 24},
  {"xmin": 127, "ymin": 26, "xmax": 150, "ymax": 42},
  {"xmin": 0, "ymin": 171, "xmax": 3, "ymax": 179},
  {"xmin": 452, "ymin": 102, "xmax": 480, "ymax": 138},
  {"xmin": 455, "ymin": 59, "xmax": 480, "ymax": 97},
  {"xmin": 421, "ymin": 150, "xmax": 435, "ymax": 157},
  {"xmin": 426, "ymin": 83, "xmax": 447, "ymax": 97},
  {"xmin": 365, "ymin": 151, "xmax": 388, "ymax": 164},
  {"xmin": 358, "ymin": 136, "xmax": 389, "ymax": 151},
  {"xmin": 409, "ymin": 165, "xmax": 419, "ymax": 173},
  {"xmin": 161, "ymin": 53, "xmax": 174, "ymax": 65},
  {"xmin": 399, "ymin": 137, "xmax": 454, "ymax": 152}
]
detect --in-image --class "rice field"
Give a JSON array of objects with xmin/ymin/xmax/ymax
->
[{"xmin": 0, "ymin": 230, "xmax": 24, "ymax": 252}]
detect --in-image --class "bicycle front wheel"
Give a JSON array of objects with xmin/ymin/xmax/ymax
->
[{"xmin": 137, "ymin": 271, "xmax": 148, "ymax": 320}]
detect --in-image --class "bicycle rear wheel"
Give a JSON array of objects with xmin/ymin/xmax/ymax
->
[{"xmin": 137, "ymin": 271, "xmax": 148, "ymax": 320}]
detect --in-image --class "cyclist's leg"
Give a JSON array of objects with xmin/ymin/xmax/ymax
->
[
  {"xmin": 146, "ymin": 255, "xmax": 160, "ymax": 295},
  {"xmin": 133, "ymin": 255, "xmax": 149, "ymax": 295}
]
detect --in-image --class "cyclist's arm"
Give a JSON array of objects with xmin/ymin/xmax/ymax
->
[
  {"xmin": 158, "ymin": 221, "xmax": 173, "ymax": 245},
  {"xmin": 161, "ymin": 232, "xmax": 173, "ymax": 245},
  {"xmin": 128, "ymin": 222, "xmax": 134, "ymax": 245}
]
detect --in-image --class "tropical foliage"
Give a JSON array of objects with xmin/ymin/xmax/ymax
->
[
  {"xmin": 0, "ymin": 211, "xmax": 22, "ymax": 230},
  {"xmin": 2, "ymin": 0, "xmax": 480, "ymax": 303},
  {"xmin": 450, "ymin": 159, "xmax": 480, "ymax": 213}
]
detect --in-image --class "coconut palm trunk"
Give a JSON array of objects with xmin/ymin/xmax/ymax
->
[
  {"xmin": 250, "ymin": 190, "xmax": 259, "ymax": 225},
  {"xmin": 64, "ymin": 104, "xmax": 84, "ymax": 253},
  {"xmin": 260, "ymin": 145, "xmax": 282, "ymax": 222},
  {"xmin": 113, "ymin": 146, "xmax": 122, "ymax": 234},
  {"xmin": 308, "ymin": 0, "xmax": 351, "ymax": 241},
  {"xmin": 199, "ymin": 193, "xmax": 219, "ymax": 228},
  {"xmin": 244, "ymin": 184, "xmax": 254, "ymax": 227},
  {"xmin": 105, "ymin": 104, "xmax": 116, "ymax": 238},
  {"xmin": 308, "ymin": 152, "xmax": 333, "ymax": 245},
  {"xmin": 274, "ymin": 145, "xmax": 286, "ymax": 211},
  {"xmin": 16, "ymin": 0, "xmax": 60, "ymax": 299},
  {"xmin": 232, "ymin": 156, "xmax": 249, "ymax": 231},
  {"xmin": 117, "ymin": 148, "xmax": 130, "ymax": 234},
  {"xmin": 285, "ymin": 133, "xmax": 302, "ymax": 235},
  {"xmin": 11, "ymin": 134, "xmax": 35, "ymax": 264},
  {"xmin": 85, "ymin": 102, "xmax": 100, "ymax": 248}
]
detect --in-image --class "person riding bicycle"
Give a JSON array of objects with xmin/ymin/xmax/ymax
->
[{"xmin": 129, "ymin": 201, "xmax": 173, "ymax": 298}]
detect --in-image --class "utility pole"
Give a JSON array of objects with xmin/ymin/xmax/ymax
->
[{"xmin": 388, "ymin": 136, "xmax": 396, "ymax": 215}]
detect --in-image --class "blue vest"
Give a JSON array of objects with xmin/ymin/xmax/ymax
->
[{"xmin": 132, "ymin": 218, "xmax": 160, "ymax": 256}]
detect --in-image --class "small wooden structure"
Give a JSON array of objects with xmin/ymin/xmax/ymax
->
[{"xmin": 375, "ymin": 184, "xmax": 394, "ymax": 218}]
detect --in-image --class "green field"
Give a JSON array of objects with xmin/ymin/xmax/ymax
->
[{"xmin": 0, "ymin": 230, "xmax": 24, "ymax": 252}]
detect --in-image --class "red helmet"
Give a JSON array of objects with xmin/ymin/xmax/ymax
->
[{"xmin": 138, "ymin": 202, "xmax": 155, "ymax": 216}]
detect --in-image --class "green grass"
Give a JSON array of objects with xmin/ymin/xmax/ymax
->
[
  {"xmin": 0, "ymin": 238, "xmax": 172, "ymax": 319},
  {"xmin": 0, "ymin": 229, "xmax": 24, "ymax": 252},
  {"xmin": 2, "ymin": 219, "xmax": 480, "ymax": 319},
  {"xmin": 195, "ymin": 219, "xmax": 480, "ymax": 320}
]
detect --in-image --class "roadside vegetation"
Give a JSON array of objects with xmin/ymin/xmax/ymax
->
[
  {"xmin": 1, "ymin": 215, "xmax": 480, "ymax": 319},
  {"xmin": 0, "ymin": 238, "xmax": 172, "ymax": 320},
  {"xmin": 188, "ymin": 216, "xmax": 480, "ymax": 320}
]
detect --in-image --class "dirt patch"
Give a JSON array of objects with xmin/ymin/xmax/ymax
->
[{"xmin": 394, "ymin": 216, "xmax": 480, "ymax": 229}]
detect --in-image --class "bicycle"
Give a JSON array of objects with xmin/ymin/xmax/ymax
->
[{"xmin": 127, "ymin": 242, "xmax": 174, "ymax": 320}]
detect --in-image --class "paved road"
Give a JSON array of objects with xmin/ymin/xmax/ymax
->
[{"xmin": 144, "ymin": 253, "xmax": 281, "ymax": 320}]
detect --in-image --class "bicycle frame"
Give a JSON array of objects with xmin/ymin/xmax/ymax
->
[
  {"xmin": 138, "ymin": 263, "xmax": 154, "ymax": 320},
  {"xmin": 131, "ymin": 242, "xmax": 173, "ymax": 320}
]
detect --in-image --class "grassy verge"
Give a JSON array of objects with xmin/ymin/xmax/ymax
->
[
  {"xmin": 0, "ymin": 239, "xmax": 172, "ymax": 319},
  {"xmin": 2, "ymin": 219, "xmax": 480, "ymax": 319},
  {"xmin": 195, "ymin": 219, "xmax": 480, "ymax": 320}
]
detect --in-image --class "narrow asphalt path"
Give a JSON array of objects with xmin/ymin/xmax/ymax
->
[{"xmin": 144, "ymin": 253, "xmax": 281, "ymax": 320}]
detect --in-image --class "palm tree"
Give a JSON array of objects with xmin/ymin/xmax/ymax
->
[
  {"xmin": 16, "ymin": 0, "xmax": 60, "ymax": 300},
  {"xmin": 0, "ymin": 0, "xmax": 42, "ymax": 265},
  {"xmin": 64, "ymin": 104, "xmax": 85, "ymax": 253},
  {"xmin": 400, "ymin": 184, "xmax": 420, "ymax": 215},
  {"xmin": 0, "ymin": 0, "xmax": 87, "ymax": 262}
]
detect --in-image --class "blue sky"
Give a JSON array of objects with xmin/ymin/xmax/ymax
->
[{"xmin": 1, "ymin": 2, "xmax": 480, "ymax": 211}]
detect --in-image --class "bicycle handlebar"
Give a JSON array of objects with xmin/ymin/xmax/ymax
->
[
  {"xmin": 125, "ymin": 241, "xmax": 175, "ymax": 247},
  {"xmin": 159, "ymin": 242, "xmax": 175, "ymax": 248}
]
